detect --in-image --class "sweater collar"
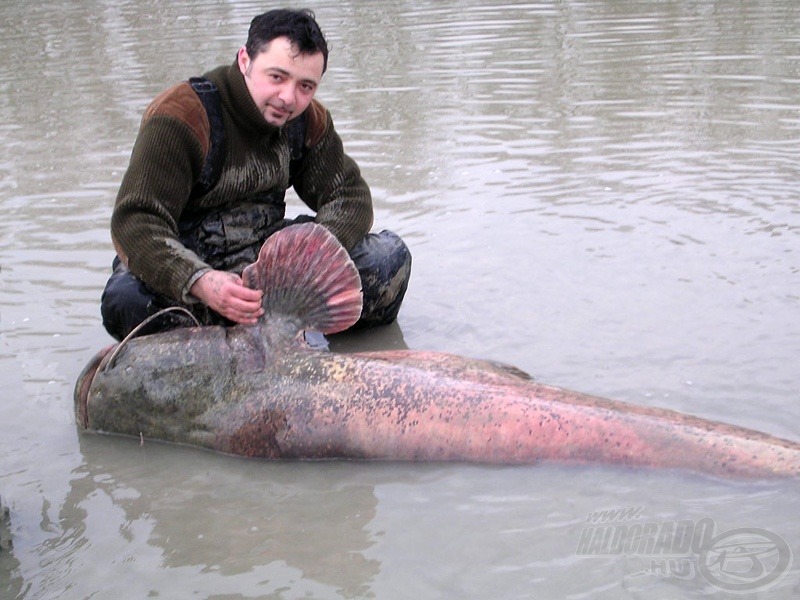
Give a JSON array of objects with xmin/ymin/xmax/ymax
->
[{"xmin": 206, "ymin": 60, "xmax": 282, "ymax": 136}]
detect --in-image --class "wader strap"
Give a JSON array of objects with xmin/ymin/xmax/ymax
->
[
  {"xmin": 188, "ymin": 77, "xmax": 226, "ymax": 200},
  {"xmin": 287, "ymin": 110, "xmax": 308, "ymax": 182}
]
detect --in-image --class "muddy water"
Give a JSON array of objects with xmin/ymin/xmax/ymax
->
[{"xmin": 2, "ymin": 1, "xmax": 799, "ymax": 598}]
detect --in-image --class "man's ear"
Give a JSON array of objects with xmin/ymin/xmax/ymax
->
[{"xmin": 237, "ymin": 47, "xmax": 250, "ymax": 76}]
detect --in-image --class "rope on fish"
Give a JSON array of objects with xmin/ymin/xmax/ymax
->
[{"xmin": 104, "ymin": 307, "xmax": 201, "ymax": 372}]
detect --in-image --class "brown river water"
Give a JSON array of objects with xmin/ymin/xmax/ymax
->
[{"xmin": 1, "ymin": 1, "xmax": 799, "ymax": 598}]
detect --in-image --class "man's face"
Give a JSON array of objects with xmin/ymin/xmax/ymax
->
[{"xmin": 237, "ymin": 36, "xmax": 324, "ymax": 127}]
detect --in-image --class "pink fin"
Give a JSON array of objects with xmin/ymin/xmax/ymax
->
[{"xmin": 241, "ymin": 223, "xmax": 363, "ymax": 335}]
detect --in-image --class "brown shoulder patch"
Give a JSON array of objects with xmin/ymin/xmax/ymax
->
[
  {"xmin": 304, "ymin": 99, "xmax": 329, "ymax": 148},
  {"xmin": 142, "ymin": 82, "xmax": 211, "ymax": 156}
]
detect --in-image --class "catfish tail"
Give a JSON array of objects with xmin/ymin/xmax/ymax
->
[{"xmin": 242, "ymin": 223, "xmax": 363, "ymax": 334}]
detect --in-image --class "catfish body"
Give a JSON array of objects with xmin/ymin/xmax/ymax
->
[{"xmin": 76, "ymin": 224, "xmax": 800, "ymax": 479}]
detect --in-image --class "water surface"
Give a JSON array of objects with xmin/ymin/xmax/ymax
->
[{"xmin": 1, "ymin": 1, "xmax": 799, "ymax": 598}]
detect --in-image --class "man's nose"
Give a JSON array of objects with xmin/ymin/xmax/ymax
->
[{"xmin": 278, "ymin": 82, "xmax": 295, "ymax": 106}]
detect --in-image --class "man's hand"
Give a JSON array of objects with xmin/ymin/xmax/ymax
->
[{"xmin": 190, "ymin": 270, "xmax": 264, "ymax": 325}]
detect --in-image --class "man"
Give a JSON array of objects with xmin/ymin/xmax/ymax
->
[{"xmin": 101, "ymin": 8, "xmax": 411, "ymax": 341}]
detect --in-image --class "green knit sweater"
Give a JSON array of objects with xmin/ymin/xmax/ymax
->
[{"xmin": 111, "ymin": 61, "xmax": 373, "ymax": 302}]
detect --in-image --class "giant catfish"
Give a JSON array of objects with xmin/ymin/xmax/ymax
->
[{"xmin": 75, "ymin": 223, "xmax": 800, "ymax": 479}]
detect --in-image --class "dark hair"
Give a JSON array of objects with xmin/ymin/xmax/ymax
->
[{"xmin": 245, "ymin": 8, "xmax": 329, "ymax": 73}]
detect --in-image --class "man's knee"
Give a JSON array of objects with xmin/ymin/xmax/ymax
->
[
  {"xmin": 349, "ymin": 230, "xmax": 412, "ymax": 328},
  {"xmin": 100, "ymin": 260, "xmax": 194, "ymax": 341}
]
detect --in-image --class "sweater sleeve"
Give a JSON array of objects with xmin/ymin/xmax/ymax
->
[
  {"xmin": 111, "ymin": 86, "xmax": 211, "ymax": 301},
  {"xmin": 290, "ymin": 108, "xmax": 374, "ymax": 251}
]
